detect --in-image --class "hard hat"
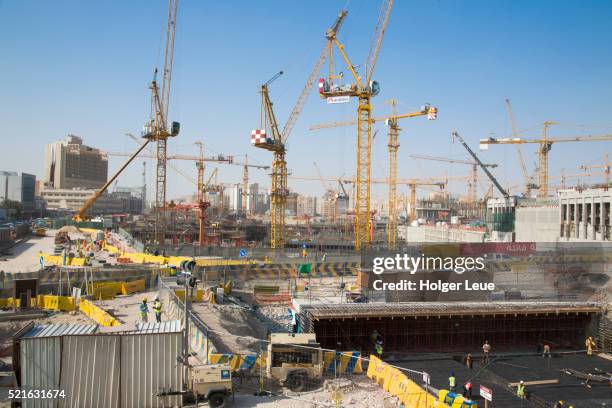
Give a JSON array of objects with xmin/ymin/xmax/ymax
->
[
  {"xmin": 142, "ymin": 298, "xmax": 147, "ymax": 302},
  {"xmin": 154, "ymin": 297, "xmax": 159, "ymax": 301},
  {"xmin": 520, "ymin": 380, "xmax": 524, "ymax": 384}
]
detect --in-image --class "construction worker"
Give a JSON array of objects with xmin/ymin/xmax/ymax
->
[
  {"xmin": 448, "ymin": 371, "xmax": 456, "ymax": 392},
  {"xmin": 482, "ymin": 340, "xmax": 491, "ymax": 363},
  {"xmin": 517, "ymin": 380, "xmax": 525, "ymax": 399},
  {"xmin": 553, "ymin": 400, "xmax": 564, "ymax": 408},
  {"xmin": 542, "ymin": 343, "xmax": 551, "ymax": 358},
  {"xmin": 586, "ymin": 336, "xmax": 596, "ymax": 356},
  {"xmin": 374, "ymin": 340, "xmax": 383, "ymax": 358},
  {"xmin": 465, "ymin": 353, "xmax": 473, "ymax": 369},
  {"xmin": 139, "ymin": 298, "xmax": 149, "ymax": 323},
  {"xmin": 152, "ymin": 297, "xmax": 162, "ymax": 323}
]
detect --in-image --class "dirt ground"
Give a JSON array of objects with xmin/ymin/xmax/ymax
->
[{"xmin": 229, "ymin": 376, "xmax": 400, "ymax": 407}]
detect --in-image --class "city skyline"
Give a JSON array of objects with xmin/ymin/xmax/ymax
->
[{"xmin": 2, "ymin": 0, "xmax": 612, "ymax": 201}]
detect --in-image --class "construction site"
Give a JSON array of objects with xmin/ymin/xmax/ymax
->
[{"xmin": 1, "ymin": 1, "xmax": 612, "ymax": 407}]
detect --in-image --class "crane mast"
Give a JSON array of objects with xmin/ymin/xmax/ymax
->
[
  {"xmin": 505, "ymin": 99, "xmax": 531, "ymax": 196},
  {"xmin": 143, "ymin": 0, "xmax": 180, "ymax": 246},
  {"xmin": 318, "ymin": 0, "xmax": 394, "ymax": 249},
  {"xmin": 252, "ymin": 11, "xmax": 347, "ymax": 249}
]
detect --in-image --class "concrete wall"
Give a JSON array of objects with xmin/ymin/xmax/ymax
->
[
  {"xmin": 515, "ymin": 206, "xmax": 559, "ymax": 242},
  {"xmin": 400, "ymin": 225, "xmax": 485, "ymax": 243}
]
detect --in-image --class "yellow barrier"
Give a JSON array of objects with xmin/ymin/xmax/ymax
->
[
  {"xmin": 366, "ymin": 355, "xmax": 447, "ymax": 408},
  {"xmin": 174, "ymin": 288, "xmax": 204, "ymax": 302},
  {"xmin": 79, "ymin": 299, "xmax": 119, "ymax": 327},
  {"xmin": 36, "ymin": 295, "xmax": 76, "ymax": 311},
  {"xmin": 0, "ymin": 298, "xmax": 21, "ymax": 308},
  {"xmin": 89, "ymin": 281, "xmax": 122, "ymax": 295},
  {"xmin": 39, "ymin": 252, "xmax": 87, "ymax": 266},
  {"xmin": 121, "ymin": 279, "xmax": 145, "ymax": 295},
  {"xmin": 90, "ymin": 285, "xmax": 116, "ymax": 300}
]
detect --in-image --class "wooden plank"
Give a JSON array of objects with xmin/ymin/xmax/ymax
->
[{"xmin": 509, "ymin": 379, "xmax": 559, "ymax": 387}]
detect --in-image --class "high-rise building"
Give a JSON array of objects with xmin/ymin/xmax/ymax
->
[
  {"xmin": 226, "ymin": 185, "xmax": 242, "ymax": 213},
  {"xmin": 286, "ymin": 192, "xmax": 298, "ymax": 216},
  {"xmin": 248, "ymin": 183, "xmax": 259, "ymax": 214},
  {"xmin": 0, "ymin": 171, "xmax": 36, "ymax": 213},
  {"xmin": 297, "ymin": 195, "xmax": 316, "ymax": 217},
  {"xmin": 44, "ymin": 135, "xmax": 108, "ymax": 189}
]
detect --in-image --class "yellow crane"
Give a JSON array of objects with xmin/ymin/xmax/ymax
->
[
  {"xmin": 251, "ymin": 11, "xmax": 348, "ymax": 249},
  {"xmin": 311, "ymin": 101, "xmax": 437, "ymax": 248},
  {"xmin": 479, "ymin": 124, "xmax": 612, "ymax": 198},
  {"xmin": 317, "ymin": 0, "xmax": 394, "ymax": 249},
  {"xmin": 505, "ymin": 99, "xmax": 535, "ymax": 196},
  {"xmin": 140, "ymin": 0, "xmax": 181, "ymax": 244},
  {"xmin": 409, "ymin": 154, "xmax": 497, "ymax": 203},
  {"xmin": 579, "ymin": 154, "xmax": 610, "ymax": 185}
]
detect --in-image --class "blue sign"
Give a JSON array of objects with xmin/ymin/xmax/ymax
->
[{"xmin": 239, "ymin": 249, "xmax": 247, "ymax": 258}]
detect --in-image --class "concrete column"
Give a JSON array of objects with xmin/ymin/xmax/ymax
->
[
  {"xmin": 591, "ymin": 196, "xmax": 596, "ymax": 240},
  {"xmin": 600, "ymin": 196, "xmax": 605, "ymax": 241},
  {"xmin": 582, "ymin": 197, "xmax": 587, "ymax": 239}
]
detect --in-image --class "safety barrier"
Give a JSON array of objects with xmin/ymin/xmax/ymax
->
[
  {"xmin": 121, "ymin": 279, "xmax": 145, "ymax": 295},
  {"xmin": 79, "ymin": 299, "xmax": 119, "ymax": 327},
  {"xmin": 205, "ymin": 350, "xmax": 362, "ymax": 375},
  {"xmin": 39, "ymin": 252, "xmax": 87, "ymax": 266},
  {"xmin": 36, "ymin": 295, "xmax": 76, "ymax": 311},
  {"xmin": 0, "ymin": 298, "xmax": 22, "ymax": 308},
  {"xmin": 174, "ymin": 288, "xmax": 204, "ymax": 302},
  {"xmin": 323, "ymin": 351, "xmax": 363, "ymax": 374},
  {"xmin": 209, "ymin": 353, "xmax": 264, "ymax": 372},
  {"xmin": 367, "ymin": 355, "xmax": 447, "ymax": 408}
]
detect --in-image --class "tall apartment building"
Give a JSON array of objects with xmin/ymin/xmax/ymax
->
[
  {"xmin": 44, "ymin": 135, "xmax": 108, "ymax": 189},
  {"xmin": 297, "ymin": 195, "xmax": 316, "ymax": 217}
]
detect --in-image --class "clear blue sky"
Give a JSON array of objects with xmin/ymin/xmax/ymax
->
[{"xmin": 2, "ymin": 0, "xmax": 612, "ymax": 201}]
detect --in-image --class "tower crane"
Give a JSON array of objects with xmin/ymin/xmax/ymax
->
[
  {"xmin": 479, "ymin": 124, "xmax": 612, "ymax": 198},
  {"xmin": 251, "ymin": 11, "xmax": 348, "ymax": 249},
  {"xmin": 505, "ymin": 99, "xmax": 535, "ymax": 196},
  {"xmin": 579, "ymin": 154, "xmax": 610, "ymax": 185},
  {"xmin": 311, "ymin": 101, "xmax": 437, "ymax": 248},
  {"xmin": 317, "ymin": 0, "xmax": 394, "ymax": 249},
  {"xmin": 140, "ymin": 0, "xmax": 180, "ymax": 245},
  {"xmin": 409, "ymin": 154, "xmax": 497, "ymax": 203}
]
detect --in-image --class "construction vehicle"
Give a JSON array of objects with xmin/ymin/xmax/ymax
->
[
  {"xmin": 188, "ymin": 364, "xmax": 232, "ymax": 407},
  {"xmin": 266, "ymin": 333, "xmax": 323, "ymax": 392},
  {"xmin": 157, "ymin": 363, "xmax": 232, "ymax": 407},
  {"xmin": 251, "ymin": 10, "xmax": 348, "ymax": 249},
  {"xmin": 479, "ymin": 123, "xmax": 612, "ymax": 198},
  {"xmin": 453, "ymin": 131, "xmax": 509, "ymax": 199},
  {"xmin": 318, "ymin": 1, "xmax": 394, "ymax": 249}
]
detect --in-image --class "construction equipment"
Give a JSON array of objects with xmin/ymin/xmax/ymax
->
[
  {"xmin": 480, "ymin": 123, "xmax": 612, "ymax": 198},
  {"xmin": 410, "ymin": 154, "xmax": 497, "ymax": 203},
  {"xmin": 579, "ymin": 154, "xmax": 610, "ymax": 185},
  {"xmin": 505, "ymin": 99, "xmax": 535, "ymax": 196},
  {"xmin": 73, "ymin": 141, "xmax": 153, "ymax": 222},
  {"xmin": 140, "ymin": 0, "xmax": 180, "ymax": 245},
  {"xmin": 317, "ymin": 0, "xmax": 394, "ymax": 249},
  {"xmin": 251, "ymin": 11, "xmax": 348, "ymax": 249},
  {"xmin": 188, "ymin": 364, "xmax": 232, "ymax": 407},
  {"xmin": 266, "ymin": 333, "xmax": 323, "ymax": 392},
  {"xmin": 453, "ymin": 131, "xmax": 509, "ymax": 198},
  {"xmin": 312, "ymin": 100, "xmax": 437, "ymax": 248}
]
